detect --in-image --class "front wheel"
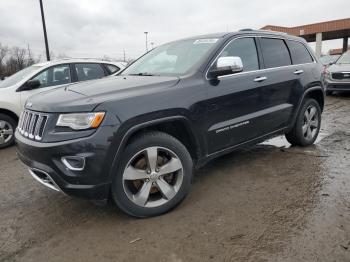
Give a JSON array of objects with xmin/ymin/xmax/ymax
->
[
  {"xmin": 285, "ymin": 98, "xmax": 321, "ymax": 146},
  {"xmin": 111, "ymin": 132, "xmax": 193, "ymax": 217},
  {"xmin": 0, "ymin": 113, "xmax": 16, "ymax": 149}
]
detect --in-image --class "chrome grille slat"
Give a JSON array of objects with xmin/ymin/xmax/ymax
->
[
  {"xmin": 18, "ymin": 110, "xmax": 48, "ymax": 141},
  {"xmin": 17, "ymin": 112, "xmax": 24, "ymax": 132},
  {"xmin": 24, "ymin": 113, "xmax": 32, "ymax": 137},
  {"xmin": 20, "ymin": 111, "xmax": 29, "ymax": 134},
  {"xmin": 34, "ymin": 115, "xmax": 44, "ymax": 139}
]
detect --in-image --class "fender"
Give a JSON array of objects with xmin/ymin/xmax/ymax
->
[
  {"xmin": 107, "ymin": 115, "xmax": 202, "ymax": 180},
  {"xmin": 287, "ymin": 86, "xmax": 324, "ymax": 132}
]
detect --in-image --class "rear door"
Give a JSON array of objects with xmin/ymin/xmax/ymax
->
[
  {"xmin": 286, "ymin": 39, "xmax": 316, "ymax": 99},
  {"xmin": 252, "ymin": 37, "xmax": 299, "ymax": 136}
]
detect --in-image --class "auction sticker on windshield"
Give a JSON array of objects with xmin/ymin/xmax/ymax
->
[{"xmin": 193, "ymin": 39, "xmax": 218, "ymax": 44}]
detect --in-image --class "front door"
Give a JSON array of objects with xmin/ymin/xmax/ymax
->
[{"xmin": 20, "ymin": 64, "xmax": 72, "ymax": 109}]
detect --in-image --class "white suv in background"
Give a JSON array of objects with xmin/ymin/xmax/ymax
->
[{"xmin": 0, "ymin": 59, "xmax": 126, "ymax": 148}]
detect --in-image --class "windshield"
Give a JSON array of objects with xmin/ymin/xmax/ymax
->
[
  {"xmin": 320, "ymin": 55, "xmax": 340, "ymax": 65},
  {"xmin": 0, "ymin": 65, "xmax": 42, "ymax": 88},
  {"xmin": 336, "ymin": 52, "xmax": 350, "ymax": 64},
  {"xmin": 122, "ymin": 38, "xmax": 219, "ymax": 76}
]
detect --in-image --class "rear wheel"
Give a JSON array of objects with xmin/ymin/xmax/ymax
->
[
  {"xmin": 285, "ymin": 98, "xmax": 321, "ymax": 146},
  {"xmin": 111, "ymin": 132, "xmax": 193, "ymax": 217},
  {"xmin": 0, "ymin": 113, "xmax": 16, "ymax": 149}
]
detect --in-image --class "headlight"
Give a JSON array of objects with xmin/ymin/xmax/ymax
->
[{"xmin": 56, "ymin": 112, "xmax": 105, "ymax": 130}]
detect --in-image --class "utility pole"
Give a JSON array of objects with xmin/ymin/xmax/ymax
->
[
  {"xmin": 150, "ymin": 42, "xmax": 154, "ymax": 49},
  {"xmin": 123, "ymin": 49, "xmax": 126, "ymax": 62},
  {"xmin": 39, "ymin": 0, "xmax": 50, "ymax": 61},
  {"xmin": 144, "ymin": 32, "xmax": 148, "ymax": 52}
]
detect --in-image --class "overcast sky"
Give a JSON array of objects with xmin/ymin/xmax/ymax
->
[{"xmin": 0, "ymin": 0, "xmax": 349, "ymax": 61}]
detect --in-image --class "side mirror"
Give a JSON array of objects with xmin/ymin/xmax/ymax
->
[
  {"xmin": 20, "ymin": 79, "xmax": 41, "ymax": 91},
  {"xmin": 208, "ymin": 56, "xmax": 243, "ymax": 79}
]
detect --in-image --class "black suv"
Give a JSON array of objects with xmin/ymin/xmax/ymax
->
[{"xmin": 16, "ymin": 30, "xmax": 324, "ymax": 217}]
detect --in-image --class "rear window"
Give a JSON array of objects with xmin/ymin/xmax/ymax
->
[
  {"xmin": 288, "ymin": 40, "xmax": 314, "ymax": 64},
  {"xmin": 260, "ymin": 38, "xmax": 291, "ymax": 68},
  {"xmin": 75, "ymin": 63, "xmax": 105, "ymax": 81}
]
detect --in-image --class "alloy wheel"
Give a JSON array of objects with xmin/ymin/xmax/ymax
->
[
  {"xmin": 122, "ymin": 146, "xmax": 184, "ymax": 208},
  {"xmin": 0, "ymin": 120, "xmax": 14, "ymax": 145},
  {"xmin": 302, "ymin": 105, "xmax": 319, "ymax": 141}
]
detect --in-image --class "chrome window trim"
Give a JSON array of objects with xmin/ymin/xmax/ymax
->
[{"xmin": 205, "ymin": 35, "xmax": 316, "ymax": 81}]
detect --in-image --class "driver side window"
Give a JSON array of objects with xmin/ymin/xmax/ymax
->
[
  {"xmin": 219, "ymin": 38, "xmax": 259, "ymax": 72},
  {"xmin": 32, "ymin": 65, "xmax": 71, "ymax": 88}
]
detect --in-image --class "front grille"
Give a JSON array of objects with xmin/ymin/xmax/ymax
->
[
  {"xmin": 332, "ymin": 72, "xmax": 350, "ymax": 80},
  {"xmin": 18, "ymin": 110, "xmax": 48, "ymax": 141}
]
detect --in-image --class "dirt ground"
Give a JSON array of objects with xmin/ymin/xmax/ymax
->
[{"xmin": 1, "ymin": 95, "xmax": 350, "ymax": 262}]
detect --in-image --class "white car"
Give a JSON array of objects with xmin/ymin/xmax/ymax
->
[{"xmin": 0, "ymin": 59, "xmax": 126, "ymax": 148}]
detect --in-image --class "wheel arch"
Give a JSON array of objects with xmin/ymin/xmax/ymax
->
[
  {"xmin": 287, "ymin": 86, "xmax": 324, "ymax": 132},
  {"xmin": 304, "ymin": 87, "xmax": 325, "ymax": 112},
  {"xmin": 108, "ymin": 116, "xmax": 203, "ymax": 180},
  {"xmin": 0, "ymin": 108, "xmax": 19, "ymax": 123}
]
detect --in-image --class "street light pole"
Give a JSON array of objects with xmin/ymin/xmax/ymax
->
[
  {"xmin": 144, "ymin": 32, "xmax": 148, "ymax": 52},
  {"xmin": 39, "ymin": 0, "xmax": 50, "ymax": 61}
]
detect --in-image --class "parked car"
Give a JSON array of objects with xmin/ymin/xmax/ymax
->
[
  {"xmin": 323, "ymin": 51, "xmax": 350, "ymax": 95},
  {"xmin": 0, "ymin": 59, "xmax": 125, "ymax": 148},
  {"xmin": 16, "ymin": 30, "xmax": 324, "ymax": 217}
]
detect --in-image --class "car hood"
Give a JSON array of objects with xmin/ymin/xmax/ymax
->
[
  {"xmin": 26, "ymin": 75, "xmax": 180, "ymax": 113},
  {"xmin": 328, "ymin": 64, "xmax": 350, "ymax": 72}
]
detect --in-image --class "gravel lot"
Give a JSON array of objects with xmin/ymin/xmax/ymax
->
[{"xmin": 1, "ymin": 95, "xmax": 350, "ymax": 262}]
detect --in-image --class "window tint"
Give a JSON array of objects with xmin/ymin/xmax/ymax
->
[
  {"xmin": 75, "ymin": 63, "xmax": 105, "ymax": 81},
  {"xmin": 32, "ymin": 64, "xmax": 71, "ymax": 88},
  {"xmin": 219, "ymin": 38, "xmax": 259, "ymax": 71},
  {"xmin": 260, "ymin": 38, "xmax": 291, "ymax": 68},
  {"xmin": 123, "ymin": 39, "xmax": 218, "ymax": 76},
  {"xmin": 0, "ymin": 65, "xmax": 42, "ymax": 88},
  {"xmin": 288, "ymin": 40, "xmax": 313, "ymax": 64},
  {"xmin": 105, "ymin": 64, "xmax": 120, "ymax": 74}
]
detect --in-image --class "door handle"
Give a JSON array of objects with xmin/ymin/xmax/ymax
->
[
  {"xmin": 294, "ymin": 70, "xmax": 304, "ymax": 75},
  {"xmin": 254, "ymin": 76, "xmax": 267, "ymax": 82}
]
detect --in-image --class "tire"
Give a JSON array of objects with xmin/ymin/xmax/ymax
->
[
  {"xmin": 0, "ymin": 113, "xmax": 16, "ymax": 149},
  {"xmin": 111, "ymin": 131, "xmax": 193, "ymax": 217},
  {"xmin": 285, "ymin": 98, "xmax": 321, "ymax": 146}
]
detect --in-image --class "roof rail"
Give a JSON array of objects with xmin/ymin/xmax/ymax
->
[
  {"xmin": 55, "ymin": 57, "xmax": 102, "ymax": 60},
  {"xmin": 239, "ymin": 28, "xmax": 254, "ymax": 32},
  {"xmin": 258, "ymin": 29, "xmax": 289, "ymax": 35}
]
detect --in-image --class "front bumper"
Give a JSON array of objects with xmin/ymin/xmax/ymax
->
[
  {"xmin": 15, "ymin": 126, "xmax": 117, "ymax": 200},
  {"xmin": 324, "ymin": 79, "xmax": 350, "ymax": 91}
]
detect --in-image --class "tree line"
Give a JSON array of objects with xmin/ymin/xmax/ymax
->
[{"xmin": 0, "ymin": 43, "xmax": 40, "ymax": 80}]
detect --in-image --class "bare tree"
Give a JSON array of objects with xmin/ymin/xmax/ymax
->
[
  {"xmin": 0, "ymin": 43, "xmax": 9, "ymax": 79},
  {"xmin": 0, "ymin": 43, "xmax": 40, "ymax": 78},
  {"xmin": 12, "ymin": 47, "xmax": 27, "ymax": 70}
]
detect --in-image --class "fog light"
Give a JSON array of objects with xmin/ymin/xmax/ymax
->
[{"xmin": 61, "ymin": 156, "xmax": 85, "ymax": 171}]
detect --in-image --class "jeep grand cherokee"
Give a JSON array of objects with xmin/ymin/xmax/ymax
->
[{"xmin": 15, "ymin": 30, "xmax": 324, "ymax": 217}]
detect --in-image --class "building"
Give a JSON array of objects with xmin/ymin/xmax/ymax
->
[
  {"xmin": 329, "ymin": 46, "xmax": 350, "ymax": 55},
  {"xmin": 261, "ymin": 18, "xmax": 350, "ymax": 58}
]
